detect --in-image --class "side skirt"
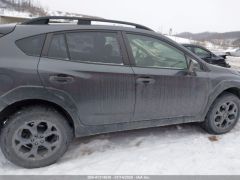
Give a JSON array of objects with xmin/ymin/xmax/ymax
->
[{"xmin": 74, "ymin": 116, "xmax": 203, "ymax": 137}]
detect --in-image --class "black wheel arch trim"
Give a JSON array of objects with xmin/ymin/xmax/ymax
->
[
  {"xmin": 201, "ymin": 81, "xmax": 240, "ymax": 121},
  {"xmin": 0, "ymin": 86, "xmax": 86, "ymax": 137}
]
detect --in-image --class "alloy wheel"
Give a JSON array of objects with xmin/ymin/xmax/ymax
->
[
  {"xmin": 214, "ymin": 101, "xmax": 238, "ymax": 130},
  {"xmin": 12, "ymin": 120, "xmax": 62, "ymax": 160}
]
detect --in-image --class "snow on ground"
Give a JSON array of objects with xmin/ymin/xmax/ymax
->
[
  {"xmin": 1, "ymin": 122, "xmax": 240, "ymax": 175},
  {"xmin": 0, "ymin": 6, "xmax": 99, "ymax": 20},
  {"xmin": 227, "ymin": 56, "xmax": 240, "ymax": 69},
  {"xmin": 0, "ymin": 57, "xmax": 240, "ymax": 175},
  {"xmin": 165, "ymin": 35, "xmax": 196, "ymax": 44},
  {"xmin": 0, "ymin": 9, "xmax": 31, "ymax": 18}
]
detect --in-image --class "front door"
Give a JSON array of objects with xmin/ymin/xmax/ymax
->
[{"xmin": 124, "ymin": 33, "xmax": 209, "ymax": 121}]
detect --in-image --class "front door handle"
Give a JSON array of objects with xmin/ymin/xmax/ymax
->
[
  {"xmin": 49, "ymin": 74, "xmax": 74, "ymax": 84},
  {"xmin": 136, "ymin": 77, "xmax": 155, "ymax": 85}
]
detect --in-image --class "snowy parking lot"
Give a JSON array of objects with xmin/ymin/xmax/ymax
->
[
  {"xmin": 0, "ymin": 57, "xmax": 240, "ymax": 175},
  {"xmin": 227, "ymin": 56, "xmax": 240, "ymax": 69}
]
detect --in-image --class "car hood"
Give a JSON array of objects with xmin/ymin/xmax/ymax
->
[
  {"xmin": 213, "ymin": 56, "xmax": 225, "ymax": 61},
  {"xmin": 207, "ymin": 63, "xmax": 239, "ymax": 75},
  {"xmin": 204, "ymin": 56, "xmax": 225, "ymax": 62}
]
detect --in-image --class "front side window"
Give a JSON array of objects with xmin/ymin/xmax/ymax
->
[
  {"xmin": 16, "ymin": 34, "xmax": 46, "ymax": 56},
  {"xmin": 66, "ymin": 32, "xmax": 123, "ymax": 64},
  {"xmin": 194, "ymin": 47, "xmax": 211, "ymax": 59},
  {"xmin": 127, "ymin": 34, "xmax": 187, "ymax": 69}
]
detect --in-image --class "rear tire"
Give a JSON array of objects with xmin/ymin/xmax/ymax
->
[
  {"xmin": 202, "ymin": 93, "xmax": 240, "ymax": 134},
  {"xmin": 0, "ymin": 106, "xmax": 73, "ymax": 168}
]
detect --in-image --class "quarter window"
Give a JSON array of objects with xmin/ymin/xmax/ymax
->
[
  {"xmin": 16, "ymin": 34, "xmax": 46, "ymax": 56},
  {"xmin": 48, "ymin": 34, "xmax": 68, "ymax": 60},
  {"xmin": 127, "ymin": 34, "xmax": 187, "ymax": 69},
  {"xmin": 66, "ymin": 32, "xmax": 123, "ymax": 64}
]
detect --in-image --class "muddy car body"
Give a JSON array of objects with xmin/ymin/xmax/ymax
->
[{"xmin": 0, "ymin": 17, "xmax": 240, "ymax": 168}]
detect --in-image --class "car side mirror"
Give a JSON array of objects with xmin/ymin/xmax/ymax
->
[{"xmin": 188, "ymin": 58, "xmax": 200, "ymax": 75}]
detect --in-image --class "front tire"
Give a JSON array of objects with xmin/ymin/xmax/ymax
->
[
  {"xmin": 202, "ymin": 93, "xmax": 240, "ymax": 134},
  {"xmin": 0, "ymin": 106, "xmax": 73, "ymax": 168}
]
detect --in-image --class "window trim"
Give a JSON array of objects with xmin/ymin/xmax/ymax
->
[
  {"xmin": 42, "ymin": 30, "xmax": 130, "ymax": 66},
  {"xmin": 45, "ymin": 33, "xmax": 70, "ymax": 61},
  {"xmin": 42, "ymin": 33, "xmax": 53, "ymax": 57}
]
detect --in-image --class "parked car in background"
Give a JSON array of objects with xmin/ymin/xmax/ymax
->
[
  {"xmin": 182, "ymin": 44, "xmax": 230, "ymax": 68},
  {"xmin": 1, "ymin": 16, "xmax": 240, "ymax": 168},
  {"xmin": 226, "ymin": 48, "xmax": 240, "ymax": 57}
]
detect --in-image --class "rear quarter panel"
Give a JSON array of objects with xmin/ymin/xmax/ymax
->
[{"xmin": 0, "ymin": 29, "xmax": 41, "ymax": 100}]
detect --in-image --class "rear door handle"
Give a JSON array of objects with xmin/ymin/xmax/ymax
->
[
  {"xmin": 136, "ymin": 77, "xmax": 155, "ymax": 85},
  {"xmin": 49, "ymin": 74, "xmax": 74, "ymax": 84}
]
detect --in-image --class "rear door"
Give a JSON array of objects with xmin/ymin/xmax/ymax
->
[
  {"xmin": 38, "ymin": 30, "xmax": 135, "ymax": 126},
  {"xmin": 123, "ymin": 32, "xmax": 209, "ymax": 121}
]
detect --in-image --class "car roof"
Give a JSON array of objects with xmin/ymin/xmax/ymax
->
[
  {"xmin": 20, "ymin": 16, "xmax": 153, "ymax": 32},
  {"xmin": 13, "ymin": 24, "xmax": 157, "ymax": 38},
  {"xmin": 3, "ymin": 17, "xmax": 207, "ymax": 69}
]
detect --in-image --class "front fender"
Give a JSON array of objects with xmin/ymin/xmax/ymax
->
[{"xmin": 201, "ymin": 80, "xmax": 240, "ymax": 120}]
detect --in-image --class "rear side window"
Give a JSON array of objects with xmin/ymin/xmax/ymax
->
[
  {"xmin": 66, "ymin": 32, "xmax": 123, "ymax": 64},
  {"xmin": 48, "ymin": 34, "xmax": 68, "ymax": 60},
  {"xmin": 16, "ymin": 34, "xmax": 46, "ymax": 56}
]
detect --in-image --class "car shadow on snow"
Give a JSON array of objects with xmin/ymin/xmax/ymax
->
[{"xmin": 61, "ymin": 123, "xmax": 206, "ymax": 162}]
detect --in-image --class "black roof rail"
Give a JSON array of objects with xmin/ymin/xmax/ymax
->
[{"xmin": 21, "ymin": 16, "xmax": 153, "ymax": 31}]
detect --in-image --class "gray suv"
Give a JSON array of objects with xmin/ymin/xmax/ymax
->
[{"xmin": 0, "ymin": 16, "xmax": 240, "ymax": 168}]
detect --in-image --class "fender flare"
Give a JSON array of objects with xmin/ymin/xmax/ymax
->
[
  {"xmin": 201, "ymin": 80, "xmax": 240, "ymax": 120},
  {"xmin": 0, "ymin": 86, "xmax": 85, "ymax": 136}
]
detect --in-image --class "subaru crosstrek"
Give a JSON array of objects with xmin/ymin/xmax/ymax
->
[{"xmin": 0, "ymin": 16, "xmax": 240, "ymax": 168}]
